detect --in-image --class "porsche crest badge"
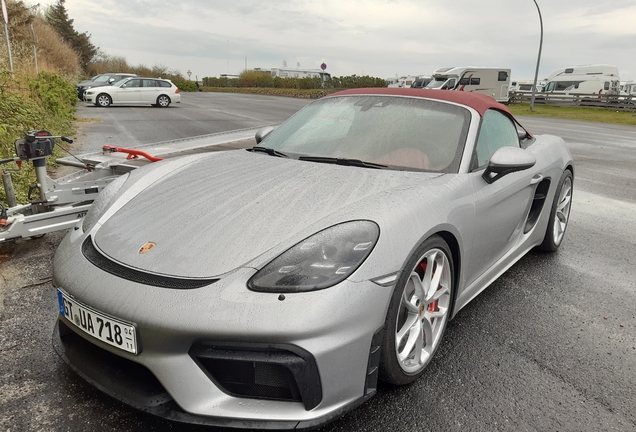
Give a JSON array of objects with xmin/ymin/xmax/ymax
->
[{"xmin": 139, "ymin": 242, "xmax": 157, "ymax": 254}]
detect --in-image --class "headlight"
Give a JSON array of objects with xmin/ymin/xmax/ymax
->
[
  {"xmin": 248, "ymin": 220, "xmax": 379, "ymax": 293},
  {"xmin": 82, "ymin": 173, "xmax": 130, "ymax": 232}
]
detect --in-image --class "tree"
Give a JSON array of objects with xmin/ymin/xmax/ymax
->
[{"xmin": 45, "ymin": 0, "xmax": 97, "ymax": 71}]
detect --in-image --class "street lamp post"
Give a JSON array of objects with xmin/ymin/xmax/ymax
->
[{"xmin": 529, "ymin": 0, "xmax": 543, "ymax": 111}]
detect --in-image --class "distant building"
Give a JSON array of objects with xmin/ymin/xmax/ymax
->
[{"xmin": 271, "ymin": 67, "xmax": 331, "ymax": 80}]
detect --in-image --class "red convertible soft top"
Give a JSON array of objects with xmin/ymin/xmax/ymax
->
[{"xmin": 328, "ymin": 88, "xmax": 511, "ymax": 117}]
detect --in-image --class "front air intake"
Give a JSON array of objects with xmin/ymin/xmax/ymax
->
[{"xmin": 190, "ymin": 343, "xmax": 322, "ymax": 410}]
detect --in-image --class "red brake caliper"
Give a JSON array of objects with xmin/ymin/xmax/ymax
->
[{"xmin": 420, "ymin": 261, "xmax": 439, "ymax": 313}]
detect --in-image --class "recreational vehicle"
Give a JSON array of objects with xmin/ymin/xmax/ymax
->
[
  {"xmin": 411, "ymin": 76, "xmax": 432, "ymax": 88},
  {"xmin": 510, "ymin": 79, "xmax": 545, "ymax": 93},
  {"xmin": 541, "ymin": 65, "xmax": 620, "ymax": 97},
  {"xmin": 620, "ymin": 81, "xmax": 636, "ymax": 96},
  {"xmin": 387, "ymin": 76, "xmax": 417, "ymax": 88},
  {"xmin": 425, "ymin": 67, "xmax": 511, "ymax": 103}
]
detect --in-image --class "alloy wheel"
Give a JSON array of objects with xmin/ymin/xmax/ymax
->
[{"xmin": 395, "ymin": 247, "xmax": 452, "ymax": 373}]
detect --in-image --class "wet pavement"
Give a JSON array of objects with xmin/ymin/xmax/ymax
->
[{"xmin": 1, "ymin": 95, "xmax": 634, "ymax": 431}]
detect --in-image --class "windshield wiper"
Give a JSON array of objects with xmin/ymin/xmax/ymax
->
[
  {"xmin": 298, "ymin": 156, "xmax": 387, "ymax": 169},
  {"xmin": 246, "ymin": 147, "xmax": 288, "ymax": 158}
]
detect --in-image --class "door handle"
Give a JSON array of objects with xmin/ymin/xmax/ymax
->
[{"xmin": 530, "ymin": 174, "xmax": 544, "ymax": 185}]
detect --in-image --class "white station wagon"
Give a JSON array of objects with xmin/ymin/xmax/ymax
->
[{"xmin": 84, "ymin": 77, "xmax": 181, "ymax": 108}]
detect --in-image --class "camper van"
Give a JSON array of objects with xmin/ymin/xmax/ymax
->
[
  {"xmin": 510, "ymin": 79, "xmax": 545, "ymax": 93},
  {"xmin": 425, "ymin": 67, "xmax": 511, "ymax": 103},
  {"xmin": 387, "ymin": 76, "xmax": 418, "ymax": 88},
  {"xmin": 411, "ymin": 75, "xmax": 432, "ymax": 88},
  {"xmin": 620, "ymin": 81, "xmax": 636, "ymax": 96},
  {"xmin": 541, "ymin": 65, "xmax": 620, "ymax": 97}
]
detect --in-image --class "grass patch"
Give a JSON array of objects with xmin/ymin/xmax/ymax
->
[
  {"xmin": 1, "ymin": 71, "xmax": 77, "ymax": 204},
  {"xmin": 508, "ymin": 104, "xmax": 636, "ymax": 125}
]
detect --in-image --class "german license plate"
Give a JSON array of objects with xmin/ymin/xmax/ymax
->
[{"xmin": 57, "ymin": 289, "xmax": 138, "ymax": 354}]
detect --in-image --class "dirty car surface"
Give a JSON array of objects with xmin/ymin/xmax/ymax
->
[{"xmin": 52, "ymin": 88, "xmax": 574, "ymax": 429}]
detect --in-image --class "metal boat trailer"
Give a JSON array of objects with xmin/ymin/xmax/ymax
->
[{"xmin": 1, "ymin": 127, "xmax": 261, "ymax": 242}]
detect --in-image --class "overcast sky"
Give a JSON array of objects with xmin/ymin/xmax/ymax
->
[{"xmin": 39, "ymin": 0, "xmax": 636, "ymax": 81}]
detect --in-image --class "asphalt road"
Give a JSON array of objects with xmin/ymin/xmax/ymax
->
[
  {"xmin": 71, "ymin": 92, "xmax": 312, "ymax": 153},
  {"xmin": 0, "ymin": 94, "xmax": 634, "ymax": 431}
]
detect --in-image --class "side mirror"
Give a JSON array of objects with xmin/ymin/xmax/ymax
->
[
  {"xmin": 482, "ymin": 146, "xmax": 536, "ymax": 184},
  {"xmin": 108, "ymin": 78, "xmax": 115, "ymax": 84},
  {"xmin": 255, "ymin": 126, "xmax": 276, "ymax": 144}
]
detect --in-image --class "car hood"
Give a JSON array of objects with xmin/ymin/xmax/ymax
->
[
  {"xmin": 76, "ymin": 79, "xmax": 100, "ymax": 87},
  {"xmin": 82, "ymin": 81, "xmax": 112, "ymax": 89},
  {"xmin": 92, "ymin": 150, "xmax": 441, "ymax": 278}
]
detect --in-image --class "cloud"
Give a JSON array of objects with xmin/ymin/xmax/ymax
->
[{"xmin": 49, "ymin": 0, "xmax": 636, "ymax": 81}]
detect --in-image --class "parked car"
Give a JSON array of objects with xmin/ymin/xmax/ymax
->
[
  {"xmin": 83, "ymin": 77, "xmax": 181, "ymax": 107},
  {"xmin": 75, "ymin": 73, "xmax": 137, "ymax": 100},
  {"xmin": 53, "ymin": 88, "xmax": 573, "ymax": 429}
]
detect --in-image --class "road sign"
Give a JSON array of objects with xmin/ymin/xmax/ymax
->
[{"xmin": 321, "ymin": 63, "xmax": 327, "ymax": 71}]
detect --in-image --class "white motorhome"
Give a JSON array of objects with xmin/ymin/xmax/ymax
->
[
  {"xmin": 425, "ymin": 67, "xmax": 511, "ymax": 103},
  {"xmin": 387, "ymin": 75, "xmax": 417, "ymax": 88},
  {"xmin": 541, "ymin": 65, "xmax": 620, "ymax": 97},
  {"xmin": 620, "ymin": 81, "xmax": 636, "ymax": 96},
  {"xmin": 410, "ymin": 75, "xmax": 432, "ymax": 88},
  {"xmin": 509, "ymin": 79, "xmax": 545, "ymax": 93},
  {"xmin": 271, "ymin": 67, "xmax": 331, "ymax": 80}
]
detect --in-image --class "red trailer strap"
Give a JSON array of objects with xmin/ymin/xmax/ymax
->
[{"xmin": 102, "ymin": 145, "xmax": 164, "ymax": 162}]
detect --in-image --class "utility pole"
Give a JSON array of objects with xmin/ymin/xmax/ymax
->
[
  {"xmin": 29, "ymin": 3, "xmax": 39, "ymax": 74},
  {"xmin": 530, "ymin": 0, "xmax": 543, "ymax": 111},
  {"xmin": 1, "ymin": 0, "xmax": 14, "ymax": 74},
  {"xmin": 30, "ymin": 23, "xmax": 38, "ymax": 74}
]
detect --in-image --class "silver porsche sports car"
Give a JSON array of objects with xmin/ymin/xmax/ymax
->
[{"xmin": 52, "ymin": 88, "xmax": 573, "ymax": 429}]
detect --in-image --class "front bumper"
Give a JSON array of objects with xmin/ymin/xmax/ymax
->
[
  {"xmin": 52, "ymin": 230, "xmax": 392, "ymax": 428},
  {"xmin": 53, "ymin": 320, "xmax": 378, "ymax": 429}
]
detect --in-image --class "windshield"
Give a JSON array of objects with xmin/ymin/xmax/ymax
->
[
  {"xmin": 258, "ymin": 95, "xmax": 470, "ymax": 173},
  {"xmin": 427, "ymin": 78, "xmax": 452, "ymax": 89},
  {"xmin": 112, "ymin": 78, "xmax": 130, "ymax": 87},
  {"xmin": 93, "ymin": 75, "xmax": 114, "ymax": 83}
]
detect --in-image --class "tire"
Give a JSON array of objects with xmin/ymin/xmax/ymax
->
[
  {"xmin": 538, "ymin": 170, "xmax": 573, "ymax": 252},
  {"xmin": 156, "ymin": 95, "xmax": 171, "ymax": 107},
  {"xmin": 379, "ymin": 235, "xmax": 454, "ymax": 385},
  {"xmin": 95, "ymin": 94, "xmax": 112, "ymax": 107}
]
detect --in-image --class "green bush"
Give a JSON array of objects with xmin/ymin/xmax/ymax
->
[
  {"xmin": 1, "ymin": 70, "xmax": 76, "ymax": 204},
  {"xmin": 202, "ymin": 72, "xmax": 386, "ymax": 90},
  {"xmin": 28, "ymin": 72, "xmax": 77, "ymax": 119},
  {"xmin": 172, "ymin": 79, "xmax": 198, "ymax": 92}
]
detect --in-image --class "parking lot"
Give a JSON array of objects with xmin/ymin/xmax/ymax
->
[{"xmin": 1, "ymin": 93, "xmax": 634, "ymax": 431}]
